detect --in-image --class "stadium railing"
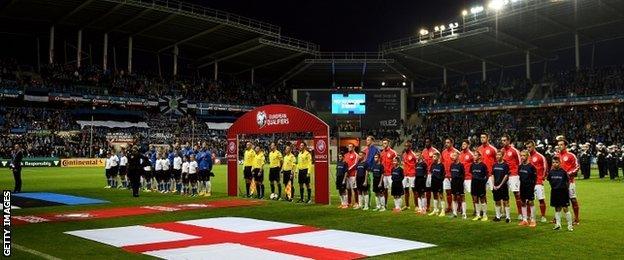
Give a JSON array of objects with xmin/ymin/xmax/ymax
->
[
  {"xmin": 113, "ymin": 0, "xmax": 281, "ymax": 37},
  {"xmin": 419, "ymin": 94, "xmax": 624, "ymax": 114}
]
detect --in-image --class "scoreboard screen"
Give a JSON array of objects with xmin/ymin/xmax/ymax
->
[
  {"xmin": 331, "ymin": 94, "xmax": 366, "ymax": 114},
  {"xmin": 295, "ymin": 88, "xmax": 403, "ymax": 129}
]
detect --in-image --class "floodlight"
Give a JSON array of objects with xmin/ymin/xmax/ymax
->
[
  {"xmin": 462, "ymin": 10, "xmax": 468, "ymax": 16},
  {"xmin": 470, "ymin": 6, "xmax": 484, "ymax": 14},
  {"xmin": 381, "ymin": 81, "xmax": 386, "ymax": 86},
  {"xmin": 402, "ymin": 82, "xmax": 406, "ymax": 86},
  {"xmin": 419, "ymin": 29, "xmax": 429, "ymax": 36},
  {"xmin": 488, "ymin": 0, "xmax": 506, "ymax": 10}
]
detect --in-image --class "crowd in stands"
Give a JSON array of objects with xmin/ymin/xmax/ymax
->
[
  {"xmin": 424, "ymin": 65, "xmax": 624, "ymax": 106},
  {"xmin": 547, "ymin": 65, "xmax": 624, "ymax": 98},
  {"xmin": 410, "ymin": 104, "xmax": 624, "ymax": 149},
  {"xmin": 362, "ymin": 128, "xmax": 403, "ymax": 147},
  {"xmin": 0, "ymin": 61, "xmax": 292, "ymax": 106},
  {"xmin": 0, "ymin": 130, "xmax": 108, "ymax": 158},
  {"xmin": 3, "ymin": 58, "xmax": 624, "ymax": 162},
  {"xmin": 0, "ymin": 107, "xmax": 77, "ymax": 132},
  {"xmin": 432, "ymin": 77, "xmax": 531, "ymax": 105}
]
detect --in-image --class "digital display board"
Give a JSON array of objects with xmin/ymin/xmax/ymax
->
[
  {"xmin": 331, "ymin": 94, "xmax": 366, "ymax": 114},
  {"xmin": 295, "ymin": 89, "xmax": 403, "ymax": 129}
]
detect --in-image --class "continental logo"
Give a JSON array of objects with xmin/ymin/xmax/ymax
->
[{"xmin": 61, "ymin": 158, "xmax": 105, "ymax": 168}]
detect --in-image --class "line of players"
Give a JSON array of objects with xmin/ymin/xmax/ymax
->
[
  {"xmin": 335, "ymin": 134, "xmax": 579, "ymax": 231},
  {"xmin": 241, "ymin": 141, "xmax": 313, "ymax": 203},
  {"xmin": 104, "ymin": 143, "xmax": 216, "ymax": 197}
]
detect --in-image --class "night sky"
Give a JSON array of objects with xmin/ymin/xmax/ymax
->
[{"xmin": 200, "ymin": 0, "xmax": 472, "ymax": 51}]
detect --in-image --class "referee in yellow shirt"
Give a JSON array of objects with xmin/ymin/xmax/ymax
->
[
  {"xmin": 268, "ymin": 142, "xmax": 283, "ymax": 200},
  {"xmin": 282, "ymin": 145, "xmax": 296, "ymax": 201},
  {"xmin": 252, "ymin": 146, "xmax": 266, "ymax": 199},
  {"xmin": 297, "ymin": 142, "xmax": 313, "ymax": 203},
  {"xmin": 243, "ymin": 142, "xmax": 256, "ymax": 197}
]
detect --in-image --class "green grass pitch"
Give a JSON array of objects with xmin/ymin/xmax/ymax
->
[{"xmin": 1, "ymin": 165, "xmax": 624, "ymax": 259}]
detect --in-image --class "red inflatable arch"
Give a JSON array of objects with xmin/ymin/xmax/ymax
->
[{"xmin": 226, "ymin": 104, "xmax": 331, "ymax": 204}]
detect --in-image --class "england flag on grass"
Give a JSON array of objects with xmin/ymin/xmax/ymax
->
[{"xmin": 66, "ymin": 217, "xmax": 435, "ymax": 259}]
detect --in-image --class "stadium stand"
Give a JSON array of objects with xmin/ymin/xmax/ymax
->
[{"xmin": 0, "ymin": 0, "xmax": 623, "ymax": 165}]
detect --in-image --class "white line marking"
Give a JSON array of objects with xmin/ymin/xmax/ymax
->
[{"xmin": 13, "ymin": 243, "xmax": 63, "ymax": 260}]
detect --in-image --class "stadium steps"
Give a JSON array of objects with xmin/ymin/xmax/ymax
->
[{"xmin": 527, "ymin": 82, "xmax": 552, "ymax": 100}]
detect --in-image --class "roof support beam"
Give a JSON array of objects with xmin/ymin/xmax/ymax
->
[
  {"xmin": 269, "ymin": 60, "xmax": 312, "ymax": 87},
  {"xmin": 385, "ymin": 61, "xmax": 427, "ymax": 81},
  {"xmin": 0, "ymin": 0, "xmax": 20, "ymax": 14},
  {"xmin": 444, "ymin": 50, "xmax": 520, "ymax": 67},
  {"xmin": 433, "ymin": 44, "xmax": 504, "ymax": 68},
  {"xmin": 235, "ymin": 52, "xmax": 304, "ymax": 74},
  {"xmin": 131, "ymin": 13, "xmax": 177, "ymax": 37},
  {"xmin": 598, "ymin": 1, "xmax": 624, "ymax": 19},
  {"xmin": 196, "ymin": 37, "xmax": 260, "ymax": 61},
  {"xmin": 81, "ymin": 3, "xmax": 125, "ymax": 29},
  {"xmin": 112, "ymin": 13, "xmax": 178, "ymax": 45},
  {"xmin": 482, "ymin": 30, "xmax": 556, "ymax": 61},
  {"xmin": 107, "ymin": 8, "xmax": 151, "ymax": 33},
  {"xmin": 158, "ymin": 24, "xmax": 225, "ymax": 52},
  {"xmin": 531, "ymin": 17, "xmax": 624, "ymax": 42},
  {"xmin": 397, "ymin": 54, "xmax": 464, "ymax": 75},
  {"xmin": 54, "ymin": 0, "xmax": 94, "ymax": 24},
  {"xmin": 197, "ymin": 45, "xmax": 264, "ymax": 68},
  {"xmin": 534, "ymin": 13, "xmax": 593, "ymax": 40},
  {"xmin": 55, "ymin": 0, "xmax": 96, "ymax": 24}
]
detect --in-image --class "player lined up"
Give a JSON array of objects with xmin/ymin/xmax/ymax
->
[
  {"xmin": 104, "ymin": 143, "xmax": 216, "ymax": 198},
  {"xmin": 242, "ymin": 141, "xmax": 313, "ymax": 203},
  {"xmin": 335, "ymin": 134, "xmax": 579, "ymax": 232}
]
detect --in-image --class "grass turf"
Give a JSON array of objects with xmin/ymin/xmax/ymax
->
[{"xmin": 1, "ymin": 165, "xmax": 624, "ymax": 259}]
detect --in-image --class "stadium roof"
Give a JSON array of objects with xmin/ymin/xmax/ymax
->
[
  {"xmin": 381, "ymin": 0, "xmax": 624, "ymax": 79},
  {"xmin": 2, "ymin": 0, "xmax": 623, "ymax": 86},
  {"xmin": 271, "ymin": 52, "xmax": 410, "ymax": 88},
  {"xmin": 0, "ymin": 0, "xmax": 319, "ymax": 81}
]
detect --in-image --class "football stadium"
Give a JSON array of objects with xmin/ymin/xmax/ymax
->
[{"xmin": 1, "ymin": 0, "xmax": 624, "ymax": 259}]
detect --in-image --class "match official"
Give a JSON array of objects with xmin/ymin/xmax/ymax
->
[
  {"xmin": 297, "ymin": 142, "xmax": 312, "ymax": 203},
  {"xmin": 281, "ymin": 145, "xmax": 296, "ymax": 201},
  {"xmin": 128, "ymin": 146, "xmax": 150, "ymax": 197},
  {"xmin": 268, "ymin": 142, "xmax": 283, "ymax": 200},
  {"xmin": 243, "ymin": 142, "xmax": 256, "ymax": 197},
  {"xmin": 10, "ymin": 144, "xmax": 23, "ymax": 193}
]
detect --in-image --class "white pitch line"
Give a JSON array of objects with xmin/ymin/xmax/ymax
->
[{"xmin": 13, "ymin": 243, "xmax": 63, "ymax": 260}]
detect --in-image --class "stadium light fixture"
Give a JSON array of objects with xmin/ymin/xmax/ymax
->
[
  {"xmin": 381, "ymin": 81, "xmax": 386, "ymax": 86},
  {"xmin": 434, "ymin": 26, "xmax": 440, "ymax": 32},
  {"xmin": 419, "ymin": 29, "xmax": 429, "ymax": 36},
  {"xmin": 449, "ymin": 22, "xmax": 459, "ymax": 35},
  {"xmin": 470, "ymin": 6, "xmax": 484, "ymax": 14},
  {"xmin": 488, "ymin": 0, "xmax": 507, "ymax": 11},
  {"xmin": 462, "ymin": 10, "xmax": 468, "ymax": 16},
  {"xmin": 402, "ymin": 82, "xmax": 406, "ymax": 86}
]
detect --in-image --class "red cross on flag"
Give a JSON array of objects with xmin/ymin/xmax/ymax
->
[{"xmin": 66, "ymin": 217, "xmax": 435, "ymax": 259}]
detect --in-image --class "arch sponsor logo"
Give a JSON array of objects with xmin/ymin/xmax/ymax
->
[{"xmin": 256, "ymin": 111, "xmax": 289, "ymax": 129}]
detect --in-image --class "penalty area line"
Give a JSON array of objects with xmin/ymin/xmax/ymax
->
[{"xmin": 13, "ymin": 243, "xmax": 63, "ymax": 260}]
